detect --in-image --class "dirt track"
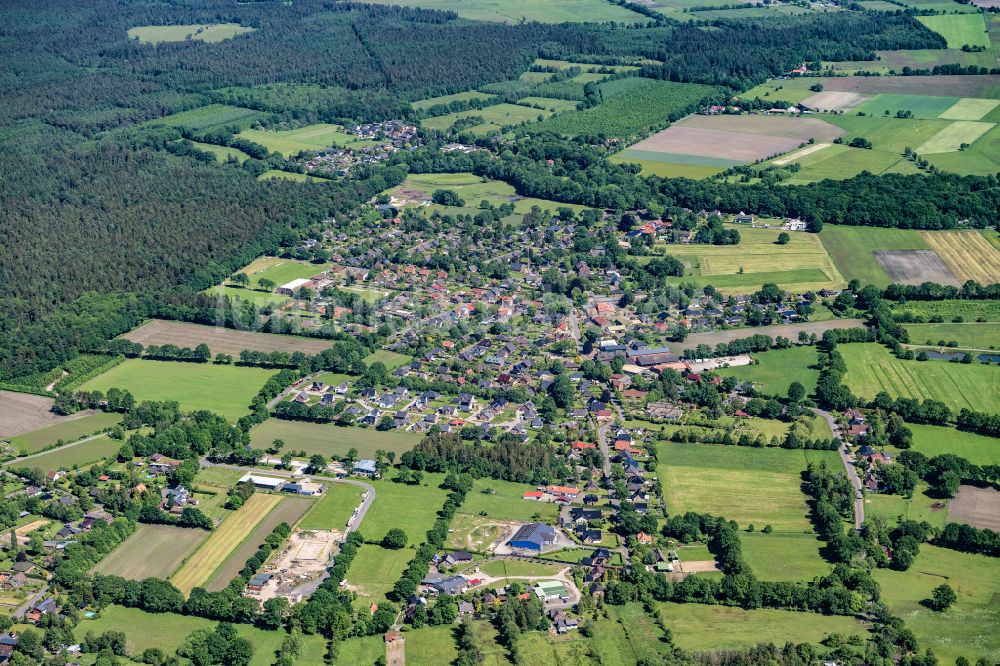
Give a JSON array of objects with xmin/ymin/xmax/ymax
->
[{"xmin": 670, "ymin": 319, "xmax": 866, "ymax": 353}]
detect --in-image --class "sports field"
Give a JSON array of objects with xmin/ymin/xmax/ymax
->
[
  {"xmin": 127, "ymin": 23, "xmax": 253, "ymax": 44},
  {"xmin": 460, "ymin": 478, "xmax": 561, "ymax": 521},
  {"xmin": 873, "ymin": 545, "xmax": 1000, "ymax": 664},
  {"xmin": 238, "ymin": 124, "xmax": 377, "ymax": 156},
  {"xmin": 79, "ymin": 359, "xmax": 275, "ymax": 421},
  {"xmin": 228, "ymin": 256, "xmax": 321, "ymax": 290},
  {"xmin": 917, "ymin": 13, "xmax": 990, "ymax": 49},
  {"xmin": 655, "ymin": 602, "xmax": 868, "ymax": 650},
  {"xmin": 411, "ymin": 91, "xmax": 497, "ymax": 111},
  {"xmin": 363, "ymin": 472, "xmax": 449, "ymax": 538},
  {"xmin": 656, "ymin": 442, "xmax": 839, "ymax": 532},
  {"xmin": 10, "ymin": 411, "xmax": 122, "ymax": 454},
  {"xmin": 714, "ymin": 345, "xmax": 820, "ymax": 397},
  {"xmin": 657, "ymin": 224, "xmax": 846, "ymax": 293},
  {"xmin": 298, "ymin": 483, "xmax": 367, "ymax": 531},
  {"xmin": 123, "ymin": 320, "xmax": 335, "ymax": 356},
  {"xmin": 203, "ymin": 496, "xmax": 312, "ymax": 591},
  {"xmin": 421, "ymin": 103, "xmax": 552, "ymax": 134},
  {"xmin": 840, "ymin": 343, "xmax": 1000, "ymax": 414},
  {"xmin": 919, "ymin": 230, "xmax": 1000, "ymax": 284},
  {"xmin": 819, "ymin": 225, "xmax": 928, "ymax": 287},
  {"xmin": 171, "ymin": 493, "xmax": 282, "ymax": 595},
  {"xmin": 249, "ymin": 420, "xmax": 421, "ymax": 458},
  {"xmin": 93, "ymin": 524, "xmax": 208, "ymax": 580},
  {"xmin": 905, "ymin": 322, "xmax": 1000, "ymax": 351},
  {"xmin": 11, "ymin": 434, "xmax": 121, "ymax": 472},
  {"xmin": 360, "ymin": 0, "xmax": 646, "ymax": 22}
]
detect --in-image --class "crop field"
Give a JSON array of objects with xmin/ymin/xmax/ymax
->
[
  {"xmin": 919, "ymin": 230, "xmax": 1000, "ymax": 284},
  {"xmin": 239, "ymin": 124, "xmax": 377, "ymax": 156},
  {"xmin": 800, "ymin": 90, "xmax": 871, "ymax": 112},
  {"xmin": 740, "ymin": 532, "xmax": 830, "ymax": 582},
  {"xmin": 12, "ymin": 434, "xmax": 121, "ymax": 472},
  {"xmin": 917, "ymin": 13, "xmax": 990, "ymax": 48},
  {"xmin": 171, "ymin": 493, "xmax": 283, "ymax": 595},
  {"xmin": 460, "ymin": 478, "xmax": 560, "ymax": 521},
  {"xmin": 421, "ymin": 103, "xmax": 551, "ymax": 134},
  {"xmin": 127, "ymin": 23, "xmax": 253, "ymax": 44},
  {"xmin": 249, "ymin": 420, "xmax": 421, "ymax": 458},
  {"xmin": 819, "ymin": 225, "xmax": 928, "ymax": 286},
  {"xmin": 892, "ymin": 298, "xmax": 1000, "ymax": 323},
  {"xmin": 840, "ymin": 343, "xmax": 1000, "ymax": 414},
  {"xmin": 360, "ymin": 0, "xmax": 646, "ymax": 22},
  {"xmin": 926, "ymin": 122, "xmax": 1000, "ymax": 174},
  {"xmin": 853, "ymin": 93, "xmax": 960, "ymax": 119},
  {"xmin": 384, "ymin": 172, "xmax": 588, "ymax": 217},
  {"xmin": 873, "ymin": 545, "xmax": 1000, "ymax": 664},
  {"xmin": 122, "ymin": 319, "xmax": 335, "ymax": 356},
  {"xmin": 93, "ymin": 524, "xmax": 208, "ymax": 580},
  {"xmin": 821, "ymin": 74, "xmax": 1000, "ymax": 98},
  {"xmin": 363, "ymin": 472, "xmax": 449, "ymax": 538},
  {"xmin": 905, "ymin": 322, "xmax": 1000, "ymax": 350},
  {"xmin": 657, "ymin": 442, "xmax": 838, "ymax": 531},
  {"xmin": 656, "ymin": 224, "xmax": 845, "ymax": 293},
  {"xmin": 10, "ymin": 411, "xmax": 122, "ymax": 453},
  {"xmin": 517, "ymin": 96, "xmax": 581, "ymax": 112},
  {"xmin": 203, "ymin": 496, "xmax": 312, "ymax": 591},
  {"xmin": 74, "ymin": 606, "xmax": 327, "ymax": 666},
  {"xmin": 948, "ymin": 485, "xmax": 1000, "ymax": 531},
  {"xmin": 714, "ymin": 345, "xmax": 821, "ymax": 397},
  {"xmin": 875, "ymin": 250, "xmax": 960, "ymax": 286},
  {"xmin": 154, "ymin": 104, "xmax": 264, "ymax": 130},
  {"xmin": 297, "ymin": 483, "xmax": 367, "ymax": 531},
  {"xmin": 939, "ymin": 97, "xmax": 1000, "ymax": 120},
  {"xmin": 411, "ymin": 91, "xmax": 497, "ymax": 110},
  {"xmin": 528, "ymin": 78, "xmax": 720, "ymax": 140},
  {"xmin": 346, "ymin": 543, "xmax": 413, "ymax": 602},
  {"xmin": 916, "ymin": 119, "xmax": 994, "ymax": 153},
  {"xmin": 79, "ymin": 359, "xmax": 274, "ymax": 421},
  {"xmin": 655, "ymin": 602, "xmax": 867, "ymax": 650},
  {"xmin": 624, "ymin": 114, "xmax": 845, "ymax": 165},
  {"xmin": 0, "ymin": 391, "xmax": 90, "ymax": 439}
]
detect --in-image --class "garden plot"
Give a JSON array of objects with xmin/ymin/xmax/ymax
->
[
  {"xmin": 874, "ymin": 250, "xmax": 959, "ymax": 286},
  {"xmin": 800, "ymin": 90, "xmax": 870, "ymax": 112}
]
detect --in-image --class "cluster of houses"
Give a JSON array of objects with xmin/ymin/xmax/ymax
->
[{"xmin": 298, "ymin": 121, "xmax": 420, "ymax": 177}]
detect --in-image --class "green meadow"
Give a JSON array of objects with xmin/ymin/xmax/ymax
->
[
  {"xmin": 714, "ymin": 345, "xmax": 821, "ymax": 397},
  {"xmin": 411, "ymin": 91, "xmax": 497, "ymax": 110},
  {"xmin": 249, "ymin": 420, "xmax": 422, "ymax": 459},
  {"xmin": 460, "ymin": 478, "xmax": 560, "ymax": 521},
  {"xmin": 917, "ymin": 13, "xmax": 990, "ymax": 49},
  {"xmin": 239, "ymin": 124, "xmax": 377, "ymax": 156},
  {"xmin": 346, "ymin": 543, "xmax": 413, "ymax": 603},
  {"xmin": 127, "ymin": 23, "xmax": 253, "ymax": 44},
  {"xmin": 12, "ymin": 435, "xmax": 121, "ymax": 472},
  {"xmin": 420, "ymin": 103, "xmax": 552, "ymax": 134},
  {"xmin": 908, "ymin": 423, "xmax": 1000, "ymax": 466},
  {"xmin": 11, "ymin": 411, "xmax": 123, "ymax": 454},
  {"xmin": 904, "ymin": 321, "xmax": 1000, "ymax": 350},
  {"xmin": 740, "ymin": 532, "xmax": 831, "ymax": 582},
  {"xmin": 865, "ymin": 482, "xmax": 949, "ymax": 530},
  {"xmin": 153, "ymin": 104, "xmax": 264, "ymax": 131},
  {"xmin": 297, "ymin": 482, "xmax": 367, "ymax": 531},
  {"xmin": 359, "ymin": 0, "xmax": 646, "ymax": 23},
  {"xmin": 79, "ymin": 359, "xmax": 275, "ymax": 421},
  {"xmin": 362, "ymin": 471, "xmax": 449, "ymax": 538}
]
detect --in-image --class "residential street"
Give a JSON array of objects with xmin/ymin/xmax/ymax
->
[{"xmin": 813, "ymin": 408, "xmax": 864, "ymax": 529}]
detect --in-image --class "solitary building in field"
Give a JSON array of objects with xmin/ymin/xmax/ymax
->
[{"xmin": 508, "ymin": 523, "xmax": 556, "ymax": 552}]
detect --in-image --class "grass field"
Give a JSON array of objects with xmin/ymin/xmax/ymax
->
[
  {"xmin": 740, "ymin": 78, "xmax": 824, "ymax": 105},
  {"xmin": 908, "ymin": 423, "xmax": 1000, "ymax": 466},
  {"xmin": 608, "ymin": 153, "xmax": 730, "ymax": 179},
  {"xmin": 203, "ymin": 496, "xmax": 312, "ymax": 591},
  {"xmin": 364, "ymin": 349, "xmax": 413, "ymax": 370},
  {"xmin": 657, "ymin": 224, "xmax": 845, "ymax": 294},
  {"xmin": 250, "ymin": 420, "xmax": 420, "ymax": 458},
  {"xmin": 421, "ymin": 103, "xmax": 552, "ymax": 134},
  {"xmin": 819, "ymin": 115, "xmax": 949, "ymax": 152},
  {"xmin": 10, "ymin": 411, "xmax": 122, "ymax": 454},
  {"xmin": 740, "ymin": 532, "xmax": 831, "ymax": 582},
  {"xmin": 347, "ymin": 543, "xmax": 413, "ymax": 602},
  {"xmin": 79, "ymin": 359, "xmax": 275, "ymax": 421},
  {"xmin": 657, "ymin": 442, "xmax": 838, "ymax": 532},
  {"xmin": 917, "ymin": 13, "xmax": 990, "ymax": 48},
  {"xmin": 225, "ymin": 256, "xmax": 321, "ymax": 290},
  {"xmin": 819, "ymin": 225, "xmax": 928, "ymax": 287},
  {"xmin": 362, "ymin": 472, "xmax": 449, "ymax": 539},
  {"xmin": 334, "ymin": 635, "xmax": 384, "ymax": 664},
  {"xmin": 257, "ymin": 169, "xmax": 324, "ymax": 182},
  {"xmin": 516, "ymin": 97, "xmax": 580, "ymax": 113},
  {"xmin": 384, "ymin": 172, "xmax": 588, "ymax": 217},
  {"xmin": 919, "ymin": 230, "xmax": 1000, "ymax": 284},
  {"xmin": 840, "ymin": 343, "xmax": 1000, "ymax": 414},
  {"xmin": 297, "ymin": 483, "xmax": 366, "ymax": 531},
  {"xmin": 238, "ymin": 124, "xmax": 376, "ymax": 156},
  {"xmin": 411, "ymin": 91, "xmax": 497, "ymax": 111},
  {"xmin": 853, "ymin": 94, "xmax": 960, "ymax": 119},
  {"xmin": 873, "ymin": 544, "xmax": 1000, "ymax": 664},
  {"xmin": 13, "ymin": 435, "xmax": 122, "ymax": 472},
  {"xmin": 171, "ymin": 493, "xmax": 282, "ymax": 595},
  {"xmin": 154, "ymin": 104, "xmax": 264, "ymax": 131},
  {"xmin": 892, "ymin": 298, "xmax": 1000, "ymax": 323},
  {"xmin": 925, "ymin": 122, "xmax": 1000, "ymax": 174},
  {"xmin": 359, "ymin": 0, "xmax": 646, "ymax": 22},
  {"xmin": 518, "ymin": 631, "xmax": 597, "ymax": 665},
  {"xmin": 460, "ymin": 478, "xmax": 561, "ymax": 522},
  {"xmin": 655, "ymin": 602, "xmax": 867, "ymax": 650},
  {"xmin": 93, "ymin": 525, "xmax": 208, "ymax": 580},
  {"xmin": 714, "ymin": 346, "xmax": 820, "ymax": 397},
  {"xmin": 187, "ymin": 140, "xmax": 251, "ymax": 163},
  {"xmin": 939, "ymin": 97, "xmax": 1000, "ymax": 121},
  {"xmin": 127, "ymin": 23, "xmax": 254, "ymax": 44},
  {"xmin": 916, "ymin": 120, "xmax": 995, "ymax": 153},
  {"xmin": 405, "ymin": 625, "xmax": 460, "ymax": 666},
  {"xmin": 123, "ymin": 319, "xmax": 335, "ymax": 356},
  {"xmin": 904, "ymin": 322, "xmax": 1000, "ymax": 350},
  {"xmin": 74, "ymin": 606, "xmax": 327, "ymax": 666},
  {"xmin": 865, "ymin": 482, "xmax": 949, "ymax": 530}
]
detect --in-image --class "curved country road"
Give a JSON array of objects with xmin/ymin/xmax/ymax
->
[{"xmin": 812, "ymin": 408, "xmax": 864, "ymax": 530}]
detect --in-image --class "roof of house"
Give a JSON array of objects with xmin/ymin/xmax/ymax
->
[{"xmin": 510, "ymin": 522, "xmax": 556, "ymax": 548}]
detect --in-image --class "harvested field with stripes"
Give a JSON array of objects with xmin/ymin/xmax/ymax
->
[
  {"xmin": 919, "ymin": 230, "xmax": 1000, "ymax": 284},
  {"xmin": 800, "ymin": 90, "xmax": 869, "ymax": 112},
  {"xmin": 93, "ymin": 525, "xmax": 209, "ymax": 580},
  {"xmin": 820, "ymin": 75, "xmax": 1000, "ymax": 98}
]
